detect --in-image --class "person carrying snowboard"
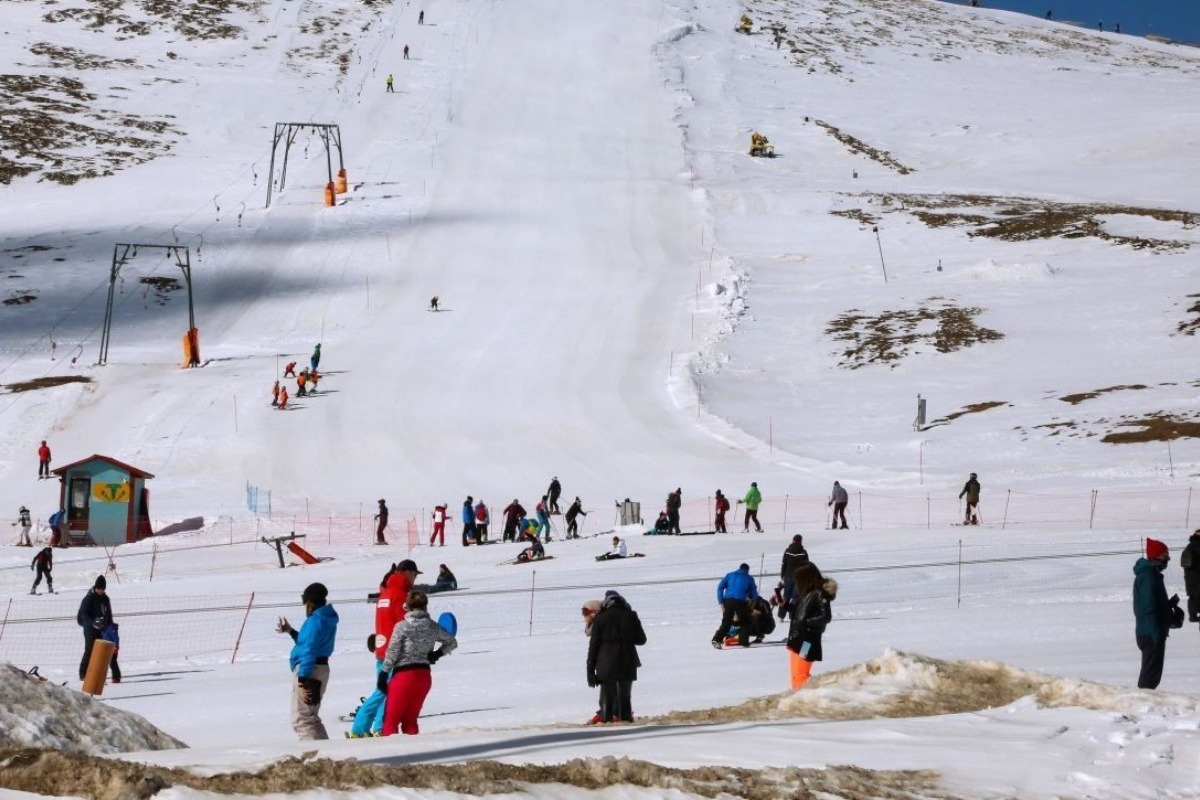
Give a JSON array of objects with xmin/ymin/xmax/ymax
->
[
  {"xmin": 959, "ymin": 473, "xmax": 981, "ymax": 525},
  {"xmin": 565, "ymin": 497, "xmax": 587, "ymax": 538},
  {"xmin": 31, "ymin": 546, "xmax": 53, "ymax": 594},
  {"xmin": 349, "ymin": 560, "xmax": 418, "ymax": 737},
  {"xmin": 14, "ymin": 505, "xmax": 32, "ymax": 547}
]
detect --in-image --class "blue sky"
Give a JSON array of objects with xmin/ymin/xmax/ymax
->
[{"xmin": 954, "ymin": 1, "xmax": 1200, "ymax": 43}]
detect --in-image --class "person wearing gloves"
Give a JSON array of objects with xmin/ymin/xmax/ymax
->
[
  {"xmin": 1133, "ymin": 538, "xmax": 1181, "ymax": 689},
  {"xmin": 276, "ymin": 582, "xmax": 339, "ymax": 740},
  {"xmin": 712, "ymin": 563, "xmax": 760, "ymax": 648},
  {"xmin": 586, "ymin": 590, "xmax": 646, "ymax": 723},
  {"xmin": 77, "ymin": 575, "xmax": 115, "ymax": 682},
  {"xmin": 377, "ymin": 589, "xmax": 457, "ymax": 735}
]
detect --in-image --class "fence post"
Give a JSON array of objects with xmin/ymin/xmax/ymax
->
[
  {"xmin": 858, "ymin": 491, "xmax": 863, "ymax": 530},
  {"xmin": 1088, "ymin": 489, "xmax": 1098, "ymax": 530},
  {"xmin": 149, "ymin": 543, "xmax": 158, "ymax": 582},
  {"xmin": 782, "ymin": 494, "xmax": 789, "ymax": 533},
  {"xmin": 1185, "ymin": 486, "xmax": 1192, "ymax": 530},
  {"xmin": 328, "ymin": 515, "xmax": 332, "ymax": 546},
  {"xmin": 358, "ymin": 503, "xmax": 363, "ymax": 535},
  {"xmin": 926, "ymin": 493, "xmax": 930, "ymax": 529},
  {"xmin": 229, "ymin": 517, "xmax": 234, "ymax": 545},
  {"xmin": 1001, "ymin": 489, "xmax": 1011, "ymax": 530},
  {"xmin": 0, "ymin": 598, "xmax": 12, "ymax": 655},
  {"xmin": 230, "ymin": 592, "xmax": 256, "ymax": 664},
  {"xmin": 956, "ymin": 540, "xmax": 963, "ymax": 609},
  {"xmin": 528, "ymin": 570, "xmax": 537, "ymax": 637},
  {"xmin": 306, "ymin": 497, "xmax": 310, "ymax": 523}
]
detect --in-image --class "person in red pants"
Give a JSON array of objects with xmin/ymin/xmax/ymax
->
[
  {"xmin": 377, "ymin": 590, "xmax": 457, "ymax": 735},
  {"xmin": 430, "ymin": 504, "xmax": 448, "ymax": 546}
]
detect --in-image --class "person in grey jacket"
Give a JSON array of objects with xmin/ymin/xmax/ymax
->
[
  {"xmin": 377, "ymin": 590, "xmax": 457, "ymax": 735},
  {"xmin": 828, "ymin": 481, "xmax": 849, "ymax": 529}
]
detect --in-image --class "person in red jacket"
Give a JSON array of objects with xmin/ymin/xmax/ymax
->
[
  {"xmin": 714, "ymin": 490, "xmax": 730, "ymax": 533},
  {"xmin": 502, "ymin": 499, "xmax": 526, "ymax": 542},
  {"xmin": 375, "ymin": 560, "xmax": 419, "ymax": 660},
  {"xmin": 38, "ymin": 440, "xmax": 51, "ymax": 479},
  {"xmin": 430, "ymin": 504, "xmax": 448, "ymax": 546}
]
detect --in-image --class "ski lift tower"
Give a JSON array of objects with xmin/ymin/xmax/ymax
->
[
  {"xmin": 265, "ymin": 122, "xmax": 347, "ymax": 208},
  {"xmin": 98, "ymin": 243, "xmax": 198, "ymax": 367}
]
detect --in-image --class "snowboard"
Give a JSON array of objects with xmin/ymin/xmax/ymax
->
[
  {"xmin": 437, "ymin": 612, "xmax": 458, "ymax": 636},
  {"xmin": 594, "ymin": 553, "xmax": 646, "ymax": 561},
  {"xmin": 511, "ymin": 555, "xmax": 555, "ymax": 565}
]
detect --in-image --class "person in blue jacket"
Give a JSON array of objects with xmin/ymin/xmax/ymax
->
[
  {"xmin": 712, "ymin": 563, "xmax": 759, "ymax": 649},
  {"xmin": 1133, "ymin": 538, "xmax": 1179, "ymax": 689},
  {"xmin": 277, "ymin": 582, "xmax": 338, "ymax": 740},
  {"xmin": 461, "ymin": 496, "xmax": 477, "ymax": 546}
]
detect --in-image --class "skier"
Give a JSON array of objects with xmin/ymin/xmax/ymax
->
[
  {"xmin": 310, "ymin": 343, "xmax": 322, "ymax": 372},
  {"xmin": 378, "ymin": 589, "xmax": 457, "ymax": 736},
  {"xmin": 276, "ymin": 582, "xmax": 338, "ymax": 740},
  {"xmin": 349, "ymin": 560, "xmax": 418, "ymax": 738},
  {"xmin": 430, "ymin": 503, "xmax": 449, "ymax": 546},
  {"xmin": 586, "ymin": 589, "xmax": 646, "ymax": 724},
  {"xmin": 386, "ymin": 73, "xmax": 394, "ymax": 92},
  {"xmin": 1182, "ymin": 529, "xmax": 1200, "ymax": 622},
  {"xmin": 665, "ymin": 488, "xmax": 682, "ymax": 534},
  {"xmin": 402, "ymin": 44, "xmax": 409, "ymax": 60},
  {"xmin": 738, "ymin": 482, "xmax": 763, "ymax": 532},
  {"xmin": 308, "ymin": 369, "xmax": 321, "ymax": 393},
  {"xmin": 429, "ymin": 295, "xmax": 439, "ymax": 311},
  {"xmin": 473, "ymin": 499, "xmax": 490, "ymax": 542},
  {"xmin": 1133, "ymin": 539, "xmax": 1179, "ymax": 689},
  {"xmin": 565, "ymin": 497, "xmax": 587, "ymax": 539},
  {"xmin": 597, "ymin": 536, "xmax": 628, "ymax": 561},
  {"xmin": 283, "ymin": 361, "xmax": 297, "ymax": 377},
  {"xmin": 786, "ymin": 562, "xmax": 837, "ymax": 689},
  {"xmin": 14, "ymin": 505, "xmax": 32, "ymax": 547},
  {"xmin": 48, "ymin": 508, "xmax": 65, "ymax": 548},
  {"xmin": 77, "ymin": 576, "xmax": 114, "ymax": 682},
  {"xmin": 31, "ymin": 546, "xmax": 53, "ymax": 594},
  {"xmin": 778, "ymin": 534, "xmax": 810, "ymax": 618},
  {"xmin": 37, "ymin": 440, "xmax": 51, "ymax": 479},
  {"xmin": 296, "ymin": 370, "xmax": 308, "ymax": 397},
  {"xmin": 828, "ymin": 480, "xmax": 849, "ymax": 529},
  {"xmin": 461, "ymin": 496, "xmax": 477, "ymax": 546},
  {"xmin": 516, "ymin": 537, "xmax": 545, "ymax": 563},
  {"xmin": 959, "ymin": 473, "xmax": 981, "ymax": 525},
  {"xmin": 374, "ymin": 499, "xmax": 389, "ymax": 545},
  {"xmin": 278, "ymin": 386, "xmax": 289, "ymax": 410},
  {"xmin": 502, "ymin": 499, "xmax": 525, "ymax": 541},
  {"xmin": 714, "ymin": 490, "xmax": 730, "ymax": 533},
  {"xmin": 547, "ymin": 477, "xmax": 562, "ymax": 514},
  {"xmin": 271, "ymin": 380, "xmax": 280, "ymax": 407},
  {"xmin": 712, "ymin": 563, "xmax": 759, "ymax": 649},
  {"xmin": 535, "ymin": 496, "xmax": 553, "ymax": 541},
  {"xmin": 418, "ymin": 9, "xmax": 424, "ymax": 24}
]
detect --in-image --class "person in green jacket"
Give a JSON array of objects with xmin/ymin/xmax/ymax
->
[
  {"xmin": 737, "ymin": 482, "xmax": 763, "ymax": 532},
  {"xmin": 1133, "ymin": 538, "xmax": 1179, "ymax": 689}
]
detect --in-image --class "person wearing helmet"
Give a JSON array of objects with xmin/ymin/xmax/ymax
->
[
  {"xmin": 14, "ymin": 506, "xmax": 32, "ymax": 547},
  {"xmin": 276, "ymin": 582, "xmax": 339, "ymax": 740},
  {"xmin": 958, "ymin": 473, "xmax": 981, "ymax": 525}
]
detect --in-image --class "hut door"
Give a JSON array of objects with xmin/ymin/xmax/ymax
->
[{"xmin": 68, "ymin": 476, "xmax": 91, "ymax": 532}]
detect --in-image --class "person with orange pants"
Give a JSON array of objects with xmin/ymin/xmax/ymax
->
[
  {"xmin": 785, "ymin": 562, "xmax": 837, "ymax": 689},
  {"xmin": 378, "ymin": 590, "xmax": 456, "ymax": 735}
]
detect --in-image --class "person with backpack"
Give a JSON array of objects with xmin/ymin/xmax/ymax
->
[
  {"xmin": 31, "ymin": 546, "xmax": 53, "ymax": 594},
  {"xmin": 1182, "ymin": 530, "xmax": 1200, "ymax": 623},
  {"xmin": 77, "ymin": 576, "xmax": 116, "ymax": 682},
  {"xmin": 378, "ymin": 590, "xmax": 457, "ymax": 735},
  {"xmin": 714, "ymin": 490, "xmax": 730, "ymax": 533},
  {"xmin": 587, "ymin": 590, "xmax": 647, "ymax": 723},
  {"xmin": 828, "ymin": 481, "xmax": 849, "ymax": 529},
  {"xmin": 48, "ymin": 508, "xmax": 65, "ymax": 547},
  {"xmin": 712, "ymin": 563, "xmax": 759, "ymax": 649},
  {"xmin": 737, "ymin": 482, "xmax": 763, "ymax": 532},
  {"xmin": 473, "ymin": 500, "xmax": 490, "ymax": 542},
  {"xmin": 959, "ymin": 473, "xmax": 981, "ymax": 525},
  {"xmin": 461, "ymin": 497, "xmax": 477, "ymax": 546},
  {"xmin": 665, "ymin": 488, "xmax": 682, "ymax": 534},
  {"xmin": 13, "ymin": 506, "xmax": 32, "ymax": 547},
  {"xmin": 502, "ymin": 499, "xmax": 525, "ymax": 542},
  {"xmin": 565, "ymin": 497, "xmax": 587, "ymax": 539},
  {"xmin": 786, "ymin": 562, "xmax": 837, "ymax": 689}
]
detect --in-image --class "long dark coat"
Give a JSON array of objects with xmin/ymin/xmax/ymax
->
[
  {"xmin": 786, "ymin": 579, "xmax": 837, "ymax": 661},
  {"xmin": 587, "ymin": 595, "xmax": 647, "ymax": 681}
]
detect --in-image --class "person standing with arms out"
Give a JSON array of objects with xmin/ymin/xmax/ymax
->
[
  {"xmin": 14, "ymin": 506, "xmax": 32, "ymax": 547},
  {"xmin": 276, "ymin": 582, "xmax": 338, "ymax": 740},
  {"xmin": 30, "ymin": 545, "xmax": 53, "ymax": 594},
  {"xmin": 378, "ymin": 589, "xmax": 457, "ymax": 735},
  {"xmin": 714, "ymin": 490, "xmax": 730, "ymax": 533},
  {"xmin": 565, "ymin": 497, "xmax": 587, "ymax": 539},
  {"xmin": 547, "ymin": 477, "xmax": 562, "ymax": 514},
  {"xmin": 76, "ymin": 576, "xmax": 114, "ymax": 682},
  {"xmin": 587, "ymin": 590, "xmax": 646, "ymax": 724},
  {"xmin": 665, "ymin": 488, "xmax": 682, "ymax": 534},
  {"xmin": 1182, "ymin": 530, "xmax": 1200, "ymax": 622},
  {"xmin": 738, "ymin": 481, "xmax": 763, "ymax": 532},
  {"xmin": 474, "ymin": 499, "xmax": 490, "ymax": 542},
  {"xmin": 310, "ymin": 343, "xmax": 322, "ymax": 372},
  {"xmin": 37, "ymin": 440, "xmax": 51, "ymax": 479},
  {"xmin": 374, "ymin": 499, "xmax": 389, "ymax": 545},
  {"xmin": 828, "ymin": 481, "xmax": 849, "ymax": 530},
  {"xmin": 502, "ymin": 498, "xmax": 525, "ymax": 541},
  {"xmin": 1133, "ymin": 539, "xmax": 1179, "ymax": 689},
  {"xmin": 787, "ymin": 562, "xmax": 837, "ymax": 689},
  {"xmin": 712, "ymin": 563, "xmax": 759, "ymax": 649},
  {"xmin": 461, "ymin": 496, "xmax": 477, "ymax": 546},
  {"xmin": 959, "ymin": 473, "xmax": 981, "ymax": 525},
  {"xmin": 386, "ymin": 73, "xmax": 394, "ymax": 92},
  {"xmin": 430, "ymin": 503, "xmax": 448, "ymax": 546}
]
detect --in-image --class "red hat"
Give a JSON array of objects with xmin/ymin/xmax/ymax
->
[{"xmin": 1145, "ymin": 538, "xmax": 1169, "ymax": 561}]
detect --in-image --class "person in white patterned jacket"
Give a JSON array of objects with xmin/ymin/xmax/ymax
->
[{"xmin": 377, "ymin": 590, "xmax": 457, "ymax": 735}]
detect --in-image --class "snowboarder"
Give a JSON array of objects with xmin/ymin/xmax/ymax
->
[
  {"xmin": 1133, "ymin": 539, "xmax": 1179, "ymax": 690},
  {"xmin": 433, "ymin": 564, "xmax": 458, "ymax": 592},
  {"xmin": 31, "ymin": 546, "xmax": 53, "ymax": 594},
  {"xmin": 278, "ymin": 386, "xmax": 289, "ymax": 410},
  {"xmin": 77, "ymin": 576, "xmax": 114, "ymax": 682},
  {"xmin": 378, "ymin": 589, "xmax": 457, "ymax": 736},
  {"xmin": 547, "ymin": 477, "xmax": 562, "ymax": 514},
  {"xmin": 536, "ymin": 496, "xmax": 552, "ymax": 541},
  {"xmin": 14, "ymin": 506, "xmax": 32, "ymax": 547},
  {"xmin": 502, "ymin": 499, "xmax": 525, "ymax": 541},
  {"xmin": 473, "ymin": 499, "xmax": 490, "ymax": 542},
  {"xmin": 48, "ymin": 508, "xmax": 65, "ymax": 548},
  {"xmin": 565, "ymin": 497, "xmax": 587, "ymax": 538},
  {"xmin": 787, "ymin": 562, "xmax": 837, "ymax": 689},
  {"xmin": 37, "ymin": 440, "xmax": 51, "ymax": 479},
  {"xmin": 403, "ymin": 44, "xmax": 409, "ymax": 59},
  {"xmin": 1182, "ymin": 530, "xmax": 1200, "ymax": 622},
  {"xmin": 310, "ymin": 343, "xmax": 322, "ymax": 372},
  {"xmin": 429, "ymin": 295, "xmax": 439, "ymax": 311},
  {"xmin": 517, "ymin": 537, "xmax": 545, "ymax": 563},
  {"xmin": 714, "ymin": 490, "xmax": 730, "ymax": 533},
  {"xmin": 283, "ymin": 361, "xmax": 297, "ymax": 377},
  {"xmin": 712, "ymin": 563, "xmax": 759, "ymax": 649},
  {"xmin": 386, "ymin": 73, "xmax": 394, "ymax": 92},
  {"xmin": 652, "ymin": 511, "xmax": 671, "ymax": 534},
  {"xmin": 597, "ymin": 536, "xmax": 628, "ymax": 561},
  {"xmin": 665, "ymin": 488, "xmax": 682, "ymax": 534},
  {"xmin": 374, "ymin": 499, "xmax": 389, "ymax": 545},
  {"xmin": 461, "ymin": 497, "xmax": 477, "ymax": 546},
  {"xmin": 828, "ymin": 480, "xmax": 849, "ymax": 529},
  {"xmin": 430, "ymin": 504, "xmax": 448, "ymax": 546},
  {"xmin": 738, "ymin": 482, "xmax": 763, "ymax": 532},
  {"xmin": 959, "ymin": 473, "xmax": 981, "ymax": 525},
  {"xmin": 586, "ymin": 589, "xmax": 646, "ymax": 723},
  {"xmin": 277, "ymin": 582, "xmax": 338, "ymax": 740},
  {"xmin": 271, "ymin": 380, "xmax": 280, "ymax": 407},
  {"xmin": 418, "ymin": 9, "xmax": 424, "ymax": 24}
]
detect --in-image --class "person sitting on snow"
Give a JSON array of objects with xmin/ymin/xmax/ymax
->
[
  {"xmin": 517, "ymin": 538, "xmax": 545, "ymax": 563},
  {"xmin": 597, "ymin": 536, "xmax": 628, "ymax": 561}
]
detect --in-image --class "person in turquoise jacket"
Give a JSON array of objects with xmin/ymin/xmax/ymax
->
[
  {"xmin": 738, "ymin": 482, "xmax": 763, "ymax": 532},
  {"xmin": 712, "ymin": 563, "xmax": 759, "ymax": 648},
  {"xmin": 277, "ymin": 582, "xmax": 339, "ymax": 739},
  {"xmin": 1133, "ymin": 539, "xmax": 1177, "ymax": 689}
]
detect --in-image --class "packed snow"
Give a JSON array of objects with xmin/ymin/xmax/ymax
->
[{"xmin": 1, "ymin": 0, "xmax": 1199, "ymax": 798}]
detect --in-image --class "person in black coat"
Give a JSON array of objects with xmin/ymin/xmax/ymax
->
[
  {"xmin": 586, "ymin": 590, "xmax": 647, "ymax": 723},
  {"xmin": 786, "ymin": 563, "xmax": 836, "ymax": 690},
  {"xmin": 77, "ymin": 575, "xmax": 119, "ymax": 682},
  {"xmin": 778, "ymin": 535, "xmax": 810, "ymax": 618},
  {"xmin": 1182, "ymin": 530, "xmax": 1200, "ymax": 622}
]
